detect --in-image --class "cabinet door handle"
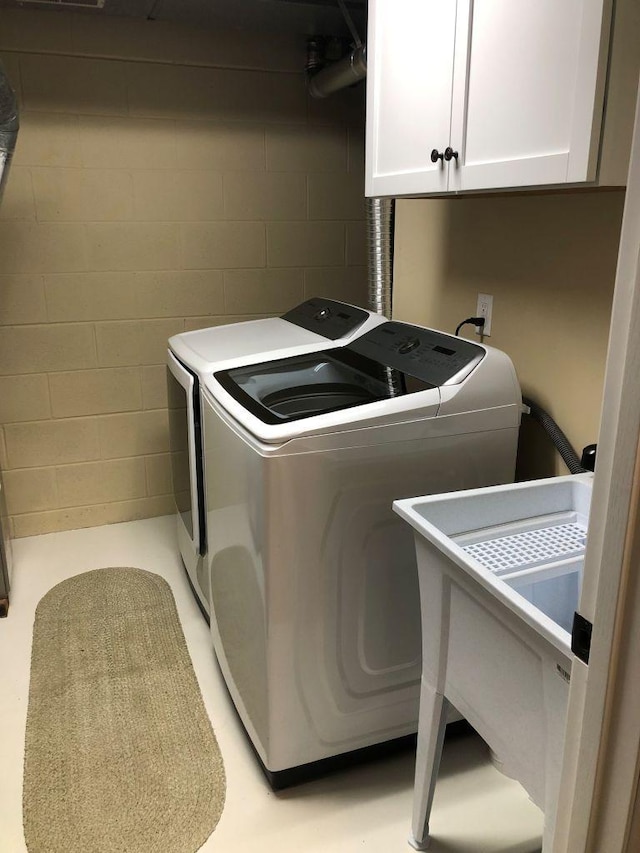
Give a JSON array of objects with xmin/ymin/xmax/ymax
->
[
  {"xmin": 430, "ymin": 149, "xmax": 444, "ymax": 164},
  {"xmin": 444, "ymin": 147, "xmax": 459, "ymax": 162}
]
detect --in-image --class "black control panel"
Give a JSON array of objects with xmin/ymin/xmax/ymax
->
[
  {"xmin": 348, "ymin": 321, "xmax": 485, "ymax": 386},
  {"xmin": 282, "ymin": 298, "xmax": 370, "ymax": 341}
]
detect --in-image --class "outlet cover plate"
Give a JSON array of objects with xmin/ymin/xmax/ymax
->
[{"xmin": 476, "ymin": 293, "xmax": 493, "ymax": 336}]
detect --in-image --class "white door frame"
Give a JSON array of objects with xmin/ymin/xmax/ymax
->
[{"xmin": 554, "ymin": 78, "xmax": 640, "ymax": 852}]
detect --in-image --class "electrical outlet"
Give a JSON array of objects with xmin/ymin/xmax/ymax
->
[{"xmin": 476, "ymin": 293, "xmax": 493, "ymax": 336}]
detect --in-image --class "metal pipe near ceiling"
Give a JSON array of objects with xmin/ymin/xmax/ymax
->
[
  {"xmin": 307, "ymin": 43, "xmax": 367, "ymax": 98},
  {"xmin": 305, "ymin": 2, "xmax": 393, "ymax": 323},
  {"xmin": 306, "ymin": 0, "xmax": 366, "ymax": 98}
]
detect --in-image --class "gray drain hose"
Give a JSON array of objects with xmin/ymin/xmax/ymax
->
[{"xmin": 523, "ymin": 397, "xmax": 586, "ymax": 474}]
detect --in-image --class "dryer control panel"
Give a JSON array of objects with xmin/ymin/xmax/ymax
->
[
  {"xmin": 348, "ymin": 322, "xmax": 485, "ymax": 386},
  {"xmin": 282, "ymin": 298, "xmax": 371, "ymax": 340}
]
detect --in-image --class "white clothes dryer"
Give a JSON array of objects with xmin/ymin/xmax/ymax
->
[
  {"xmin": 200, "ymin": 320, "xmax": 523, "ymax": 786},
  {"xmin": 166, "ymin": 298, "xmax": 385, "ymax": 617}
]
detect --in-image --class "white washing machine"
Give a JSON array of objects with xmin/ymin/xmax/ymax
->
[
  {"xmin": 166, "ymin": 298, "xmax": 385, "ymax": 617},
  {"xmin": 200, "ymin": 320, "xmax": 522, "ymax": 786}
]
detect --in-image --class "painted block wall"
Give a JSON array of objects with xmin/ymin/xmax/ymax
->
[
  {"xmin": 392, "ymin": 192, "xmax": 625, "ymax": 479},
  {"xmin": 0, "ymin": 8, "xmax": 368, "ymax": 537}
]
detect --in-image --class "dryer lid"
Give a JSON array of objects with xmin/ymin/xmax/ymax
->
[{"xmin": 281, "ymin": 297, "xmax": 372, "ymax": 340}]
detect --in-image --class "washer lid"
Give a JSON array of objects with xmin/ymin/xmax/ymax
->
[
  {"xmin": 214, "ymin": 346, "xmax": 435, "ymax": 425},
  {"xmin": 205, "ymin": 321, "xmax": 520, "ymax": 444},
  {"xmin": 213, "ymin": 319, "xmax": 484, "ymax": 427}
]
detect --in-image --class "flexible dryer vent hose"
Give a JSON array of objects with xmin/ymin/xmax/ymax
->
[
  {"xmin": 366, "ymin": 196, "xmax": 395, "ymax": 318},
  {"xmin": 523, "ymin": 396, "xmax": 586, "ymax": 474}
]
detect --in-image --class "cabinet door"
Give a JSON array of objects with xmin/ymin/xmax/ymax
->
[
  {"xmin": 449, "ymin": 0, "xmax": 609, "ymax": 192},
  {"xmin": 365, "ymin": 0, "xmax": 457, "ymax": 197}
]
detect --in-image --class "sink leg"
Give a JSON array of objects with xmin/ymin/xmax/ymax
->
[{"xmin": 410, "ymin": 681, "xmax": 449, "ymax": 850}]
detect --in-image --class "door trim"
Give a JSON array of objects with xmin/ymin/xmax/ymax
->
[{"xmin": 555, "ymin": 79, "xmax": 640, "ymax": 851}]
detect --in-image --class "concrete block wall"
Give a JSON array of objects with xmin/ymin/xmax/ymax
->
[{"xmin": 0, "ymin": 8, "xmax": 368, "ymax": 537}]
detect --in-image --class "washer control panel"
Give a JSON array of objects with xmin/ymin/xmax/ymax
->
[
  {"xmin": 282, "ymin": 298, "xmax": 370, "ymax": 340},
  {"xmin": 348, "ymin": 321, "xmax": 485, "ymax": 386}
]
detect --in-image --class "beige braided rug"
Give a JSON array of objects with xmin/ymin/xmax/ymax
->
[{"xmin": 23, "ymin": 567, "xmax": 225, "ymax": 853}]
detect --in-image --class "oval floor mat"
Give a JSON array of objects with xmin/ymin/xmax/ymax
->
[{"xmin": 23, "ymin": 567, "xmax": 225, "ymax": 853}]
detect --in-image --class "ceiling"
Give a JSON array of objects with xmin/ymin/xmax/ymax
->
[{"xmin": 0, "ymin": 0, "xmax": 367, "ymax": 37}]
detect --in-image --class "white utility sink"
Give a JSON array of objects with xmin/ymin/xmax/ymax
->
[{"xmin": 393, "ymin": 474, "xmax": 593, "ymax": 851}]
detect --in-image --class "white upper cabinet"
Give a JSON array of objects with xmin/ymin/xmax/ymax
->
[
  {"xmin": 365, "ymin": 0, "xmax": 456, "ymax": 196},
  {"xmin": 365, "ymin": 0, "xmax": 640, "ymax": 196}
]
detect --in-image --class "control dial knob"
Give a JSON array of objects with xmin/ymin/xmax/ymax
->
[{"xmin": 398, "ymin": 337, "xmax": 420, "ymax": 354}]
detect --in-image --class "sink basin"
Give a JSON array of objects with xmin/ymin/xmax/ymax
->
[{"xmin": 393, "ymin": 473, "xmax": 593, "ymax": 851}]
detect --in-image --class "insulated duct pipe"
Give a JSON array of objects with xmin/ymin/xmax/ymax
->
[
  {"xmin": 307, "ymin": 44, "xmax": 367, "ymax": 99},
  {"xmin": 366, "ymin": 196, "xmax": 395, "ymax": 317},
  {"xmin": 0, "ymin": 61, "xmax": 19, "ymax": 204}
]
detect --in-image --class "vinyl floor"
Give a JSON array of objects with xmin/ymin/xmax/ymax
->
[{"xmin": 0, "ymin": 515, "xmax": 543, "ymax": 852}]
